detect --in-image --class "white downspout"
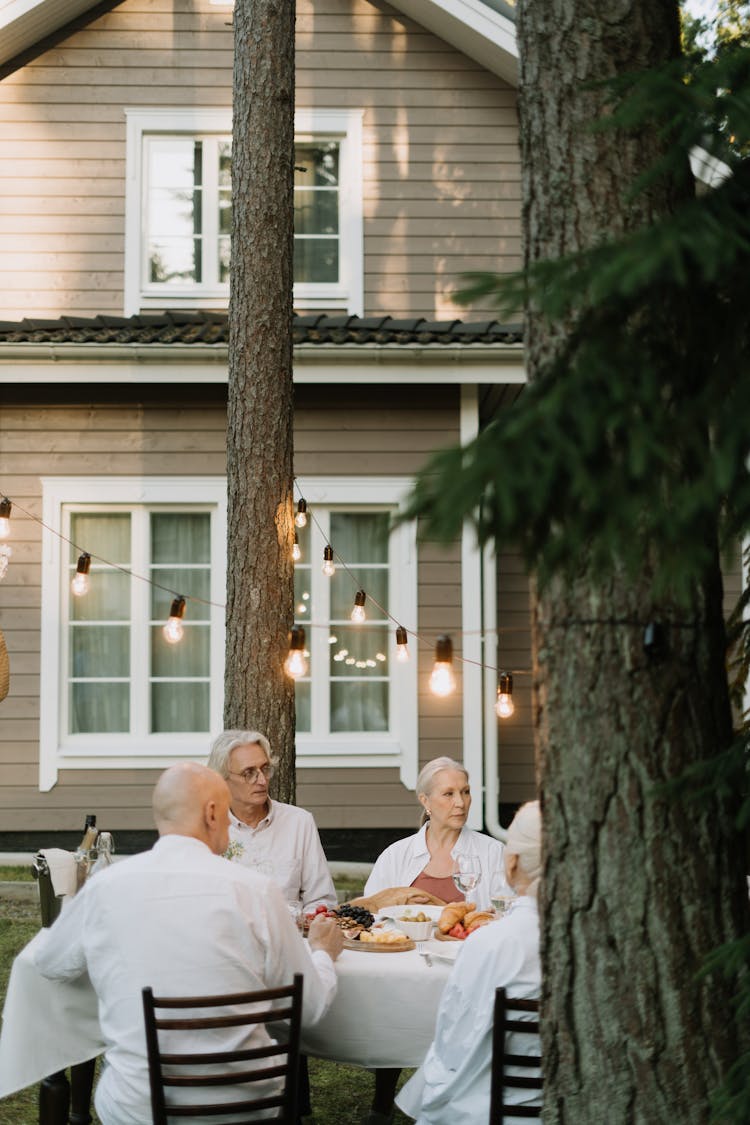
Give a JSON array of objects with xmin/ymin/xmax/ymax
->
[{"xmin": 482, "ymin": 537, "xmax": 507, "ymax": 841}]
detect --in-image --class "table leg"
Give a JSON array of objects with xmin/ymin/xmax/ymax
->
[
  {"xmin": 70, "ymin": 1057, "xmax": 96, "ymax": 1125},
  {"xmin": 39, "ymin": 1070, "xmax": 70, "ymax": 1125}
]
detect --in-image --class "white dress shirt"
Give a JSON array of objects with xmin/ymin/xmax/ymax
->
[
  {"xmin": 364, "ymin": 824, "xmax": 505, "ymax": 911},
  {"xmin": 226, "ymin": 799, "xmax": 337, "ymax": 912},
  {"xmin": 33, "ymin": 835, "xmax": 337, "ymax": 1125},
  {"xmin": 396, "ymin": 896, "xmax": 541, "ymax": 1125}
]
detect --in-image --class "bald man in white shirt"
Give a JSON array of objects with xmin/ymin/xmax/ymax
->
[{"xmin": 33, "ymin": 761, "xmax": 343, "ymax": 1125}]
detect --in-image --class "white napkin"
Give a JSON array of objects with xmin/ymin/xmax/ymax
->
[{"xmin": 38, "ymin": 848, "xmax": 78, "ymax": 898}]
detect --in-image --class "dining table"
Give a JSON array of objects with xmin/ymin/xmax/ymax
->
[{"xmin": 0, "ymin": 929, "xmax": 456, "ymax": 1117}]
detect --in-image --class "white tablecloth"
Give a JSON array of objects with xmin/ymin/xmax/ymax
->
[{"xmin": 0, "ymin": 935, "xmax": 451, "ymax": 1097}]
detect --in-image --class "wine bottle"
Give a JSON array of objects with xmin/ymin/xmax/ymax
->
[{"xmin": 74, "ymin": 813, "xmax": 98, "ymax": 890}]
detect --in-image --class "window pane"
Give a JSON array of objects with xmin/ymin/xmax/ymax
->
[
  {"xmin": 331, "ymin": 681, "xmax": 388, "ymax": 732},
  {"xmin": 151, "ymin": 624, "xmax": 210, "ymax": 677},
  {"xmin": 152, "ymin": 513, "xmax": 210, "ymax": 563},
  {"xmin": 294, "ymin": 188, "xmax": 339, "ymax": 236},
  {"xmin": 330, "ymin": 626, "xmax": 388, "ymax": 677},
  {"xmin": 70, "ymin": 513, "xmax": 130, "ymax": 561},
  {"xmin": 218, "ymin": 236, "xmax": 231, "ymax": 282},
  {"xmin": 295, "ymin": 143, "xmax": 339, "ymax": 189},
  {"xmin": 330, "ymin": 568, "xmax": 388, "ymax": 620},
  {"xmin": 71, "ymin": 625, "xmax": 130, "ymax": 678},
  {"xmin": 70, "ymin": 569, "xmax": 130, "ymax": 622},
  {"xmin": 70, "ymin": 683, "xmax": 129, "ymax": 734},
  {"xmin": 146, "ymin": 139, "xmax": 203, "ymax": 284},
  {"xmin": 295, "ymin": 681, "xmax": 311, "ymax": 732},
  {"xmin": 152, "ymin": 682, "xmax": 209, "ymax": 732},
  {"xmin": 294, "ymin": 237, "xmax": 339, "ymax": 284},
  {"xmin": 331, "ymin": 512, "xmax": 390, "ymax": 563}
]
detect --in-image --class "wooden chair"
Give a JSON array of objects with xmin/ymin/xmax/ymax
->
[
  {"xmin": 489, "ymin": 987, "xmax": 542, "ymax": 1123},
  {"xmin": 142, "ymin": 974, "xmax": 303, "ymax": 1123}
]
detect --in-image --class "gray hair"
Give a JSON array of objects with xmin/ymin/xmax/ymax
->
[
  {"xmin": 415, "ymin": 757, "xmax": 470, "ymax": 825},
  {"xmin": 207, "ymin": 730, "xmax": 276, "ymax": 779}
]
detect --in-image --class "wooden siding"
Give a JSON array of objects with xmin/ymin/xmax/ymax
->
[
  {"xmin": 0, "ymin": 385, "xmax": 469, "ymax": 831},
  {"xmin": 0, "ymin": 0, "xmax": 520, "ymax": 321}
]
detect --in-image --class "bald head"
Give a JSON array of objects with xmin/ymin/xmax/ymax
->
[{"xmin": 153, "ymin": 762, "xmax": 231, "ymax": 854}]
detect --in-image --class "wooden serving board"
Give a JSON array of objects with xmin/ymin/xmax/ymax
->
[
  {"xmin": 434, "ymin": 930, "xmax": 463, "ymax": 943},
  {"xmin": 343, "ymin": 936, "xmax": 415, "ymax": 952}
]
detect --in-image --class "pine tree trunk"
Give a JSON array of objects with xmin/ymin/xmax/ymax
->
[
  {"xmin": 225, "ymin": 0, "xmax": 296, "ymax": 804},
  {"xmin": 516, "ymin": 1, "xmax": 748, "ymax": 1120}
]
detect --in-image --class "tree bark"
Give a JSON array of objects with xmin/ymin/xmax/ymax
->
[
  {"xmin": 516, "ymin": 1, "xmax": 748, "ymax": 1120},
  {"xmin": 225, "ymin": 0, "xmax": 296, "ymax": 804}
]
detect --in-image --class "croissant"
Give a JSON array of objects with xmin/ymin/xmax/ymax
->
[
  {"xmin": 349, "ymin": 886, "xmax": 447, "ymax": 912},
  {"xmin": 464, "ymin": 910, "xmax": 494, "ymax": 932},
  {"xmin": 438, "ymin": 901, "xmax": 475, "ymax": 933}
]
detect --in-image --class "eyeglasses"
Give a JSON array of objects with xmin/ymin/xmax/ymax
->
[{"xmin": 228, "ymin": 765, "xmax": 274, "ymax": 785}]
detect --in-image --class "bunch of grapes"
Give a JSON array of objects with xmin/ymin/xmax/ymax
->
[{"xmin": 336, "ymin": 903, "xmax": 374, "ymax": 929}]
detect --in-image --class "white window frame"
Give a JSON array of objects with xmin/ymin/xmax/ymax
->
[
  {"xmin": 124, "ymin": 107, "xmax": 364, "ymax": 316},
  {"xmin": 291, "ymin": 477, "xmax": 419, "ymax": 790},
  {"xmin": 39, "ymin": 477, "xmax": 227, "ymax": 792}
]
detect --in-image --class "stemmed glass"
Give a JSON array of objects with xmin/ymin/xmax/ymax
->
[
  {"xmin": 452, "ymin": 854, "xmax": 481, "ymax": 898},
  {"xmin": 489, "ymin": 869, "xmax": 515, "ymax": 917}
]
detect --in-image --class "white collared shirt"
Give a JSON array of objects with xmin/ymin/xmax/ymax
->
[
  {"xmin": 33, "ymin": 835, "xmax": 337, "ymax": 1125},
  {"xmin": 396, "ymin": 896, "xmax": 541, "ymax": 1125},
  {"xmin": 226, "ymin": 799, "xmax": 337, "ymax": 913},
  {"xmin": 363, "ymin": 824, "xmax": 505, "ymax": 911}
]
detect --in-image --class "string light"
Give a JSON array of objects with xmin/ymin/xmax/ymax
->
[
  {"xmin": 71, "ymin": 553, "xmax": 92, "ymax": 597},
  {"xmin": 0, "ymin": 498, "xmax": 11, "ymax": 539},
  {"xmin": 292, "ymin": 532, "xmax": 302, "ymax": 562},
  {"xmin": 430, "ymin": 634, "xmax": 457, "ymax": 697},
  {"xmin": 284, "ymin": 625, "xmax": 308, "ymax": 678},
  {"xmin": 322, "ymin": 544, "xmax": 336, "ymax": 577},
  {"xmin": 163, "ymin": 596, "xmax": 186, "ymax": 645},
  {"xmin": 495, "ymin": 672, "xmax": 514, "ymax": 719},
  {"xmin": 350, "ymin": 589, "xmax": 367, "ymax": 623},
  {"xmin": 295, "ymin": 499, "xmax": 308, "ymax": 528},
  {"xmin": 395, "ymin": 625, "xmax": 409, "ymax": 663}
]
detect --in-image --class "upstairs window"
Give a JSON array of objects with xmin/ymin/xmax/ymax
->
[{"xmin": 125, "ymin": 108, "xmax": 363, "ymax": 314}]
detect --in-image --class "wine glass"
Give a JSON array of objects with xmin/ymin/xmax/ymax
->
[
  {"xmin": 452, "ymin": 854, "xmax": 481, "ymax": 897},
  {"xmin": 489, "ymin": 869, "xmax": 515, "ymax": 917}
]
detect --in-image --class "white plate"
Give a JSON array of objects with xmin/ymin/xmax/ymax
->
[
  {"xmin": 423, "ymin": 939, "xmax": 461, "ymax": 962},
  {"xmin": 377, "ymin": 904, "xmax": 444, "ymax": 923}
]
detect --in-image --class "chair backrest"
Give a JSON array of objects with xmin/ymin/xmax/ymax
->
[
  {"xmin": 489, "ymin": 987, "xmax": 542, "ymax": 1123},
  {"xmin": 142, "ymin": 974, "xmax": 303, "ymax": 1123}
]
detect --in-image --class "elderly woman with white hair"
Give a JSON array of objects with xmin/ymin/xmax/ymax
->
[
  {"xmin": 206, "ymin": 729, "xmax": 336, "ymax": 914},
  {"xmin": 362, "ymin": 756, "xmax": 506, "ymax": 912},
  {"xmin": 396, "ymin": 800, "xmax": 543, "ymax": 1125}
]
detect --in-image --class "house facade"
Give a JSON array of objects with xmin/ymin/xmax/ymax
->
[{"xmin": 0, "ymin": 0, "xmax": 536, "ymax": 853}]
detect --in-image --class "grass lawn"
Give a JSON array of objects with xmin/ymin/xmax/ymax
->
[{"xmin": 0, "ymin": 874, "xmax": 415, "ymax": 1124}]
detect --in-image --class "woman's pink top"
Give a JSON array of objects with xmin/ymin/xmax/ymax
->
[{"xmin": 410, "ymin": 871, "xmax": 463, "ymax": 903}]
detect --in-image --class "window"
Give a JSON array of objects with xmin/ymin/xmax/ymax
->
[
  {"xmin": 290, "ymin": 478, "xmax": 418, "ymax": 775},
  {"xmin": 124, "ymin": 108, "xmax": 364, "ymax": 315},
  {"xmin": 39, "ymin": 478, "xmax": 226, "ymax": 791}
]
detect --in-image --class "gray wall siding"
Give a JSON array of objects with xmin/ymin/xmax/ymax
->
[{"xmin": 0, "ymin": 0, "xmax": 520, "ymax": 321}]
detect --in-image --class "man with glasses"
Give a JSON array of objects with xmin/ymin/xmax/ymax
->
[{"xmin": 207, "ymin": 730, "xmax": 337, "ymax": 916}]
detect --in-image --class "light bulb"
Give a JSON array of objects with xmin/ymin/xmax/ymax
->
[
  {"xmin": 292, "ymin": 533, "xmax": 302, "ymax": 562},
  {"xmin": 495, "ymin": 673, "xmax": 514, "ymax": 718},
  {"xmin": 163, "ymin": 596, "xmax": 186, "ymax": 645},
  {"xmin": 284, "ymin": 626, "xmax": 308, "ymax": 678},
  {"xmin": 395, "ymin": 625, "xmax": 409, "ymax": 663},
  {"xmin": 322, "ymin": 545, "xmax": 335, "ymax": 576},
  {"xmin": 0, "ymin": 497, "xmax": 11, "ymax": 539},
  {"xmin": 350, "ymin": 590, "xmax": 366, "ymax": 623},
  {"xmin": 71, "ymin": 553, "xmax": 91, "ymax": 597},
  {"xmin": 295, "ymin": 499, "xmax": 308, "ymax": 528},
  {"xmin": 429, "ymin": 635, "xmax": 456, "ymax": 697}
]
